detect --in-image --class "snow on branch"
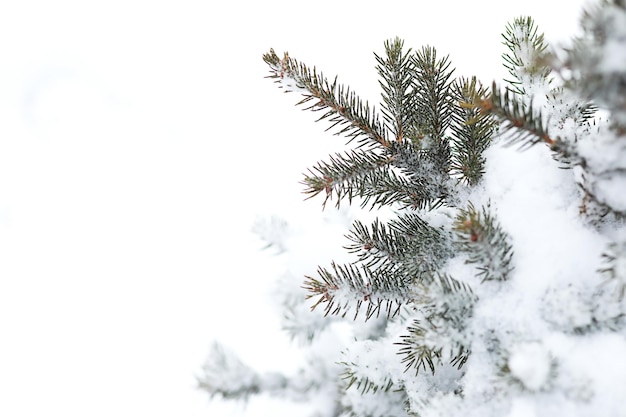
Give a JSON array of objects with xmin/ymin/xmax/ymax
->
[
  {"xmin": 197, "ymin": 342, "xmax": 263, "ymax": 399},
  {"xmin": 454, "ymin": 203, "xmax": 514, "ymax": 283},
  {"xmin": 303, "ymin": 262, "xmax": 413, "ymax": 320},
  {"xmin": 501, "ymin": 16, "xmax": 551, "ymax": 96},
  {"xmin": 345, "ymin": 214, "xmax": 452, "ymax": 277},
  {"xmin": 483, "ymin": 83, "xmax": 554, "ymax": 148}
]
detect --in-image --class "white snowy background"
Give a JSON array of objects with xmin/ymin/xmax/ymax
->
[{"xmin": 0, "ymin": 1, "xmax": 588, "ymax": 416}]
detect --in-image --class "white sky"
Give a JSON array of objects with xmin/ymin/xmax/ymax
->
[{"xmin": 0, "ymin": 1, "xmax": 588, "ymax": 416}]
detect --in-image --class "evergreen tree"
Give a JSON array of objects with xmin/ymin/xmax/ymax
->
[{"xmin": 199, "ymin": 1, "xmax": 626, "ymax": 415}]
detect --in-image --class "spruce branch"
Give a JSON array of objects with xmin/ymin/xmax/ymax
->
[
  {"xmin": 301, "ymin": 149, "xmax": 391, "ymax": 208},
  {"xmin": 413, "ymin": 273, "xmax": 476, "ymax": 334},
  {"xmin": 303, "ymin": 262, "xmax": 413, "ymax": 320},
  {"xmin": 502, "ymin": 16, "xmax": 551, "ymax": 95},
  {"xmin": 547, "ymin": 87, "xmax": 597, "ymax": 127},
  {"xmin": 397, "ymin": 320, "xmax": 442, "ymax": 375},
  {"xmin": 541, "ymin": 86, "xmax": 598, "ymax": 167},
  {"xmin": 411, "ymin": 46, "xmax": 456, "ymax": 142},
  {"xmin": 388, "ymin": 140, "xmax": 451, "ymax": 207},
  {"xmin": 198, "ymin": 343, "xmax": 328, "ymax": 404},
  {"xmin": 376, "ymin": 37, "xmax": 416, "ymax": 143},
  {"xmin": 306, "ymin": 160, "xmax": 446, "ymax": 211},
  {"xmin": 263, "ymin": 49, "xmax": 389, "ymax": 148},
  {"xmin": 482, "ymin": 83, "xmax": 555, "ymax": 148},
  {"xmin": 560, "ymin": 0, "xmax": 626, "ymax": 130},
  {"xmin": 302, "ymin": 126, "xmax": 451, "ymax": 210},
  {"xmin": 454, "ymin": 203, "xmax": 514, "ymax": 282},
  {"xmin": 359, "ymin": 168, "xmax": 435, "ymax": 210},
  {"xmin": 340, "ymin": 341, "xmax": 399, "ymax": 395},
  {"xmin": 451, "ymin": 77, "xmax": 497, "ymax": 185},
  {"xmin": 235, "ymin": 10, "xmax": 626, "ymax": 415},
  {"xmin": 361, "ymin": 167, "xmax": 439, "ymax": 210},
  {"xmin": 342, "ymin": 368, "xmax": 395, "ymax": 394},
  {"xmin": 397, "ymin": 273, "xmax": 475, "ymax": 375},
  {"xmin": 344, "ymin": 218, "xmax": 410, "ymax": 271},
  {"xmin": 344, "ymin": 214, "xmax": 452, "ymax": 276},
  {"xmin": 406, "ymin": 45, "xmax": 455, "ymax": 189},
  {"xmin": 397, "ymin": 320, "xmax": 470, "ymax": 377},
  {"xmin": 197, "ymin": 342, "xmax": 319, "ymax": 401}
]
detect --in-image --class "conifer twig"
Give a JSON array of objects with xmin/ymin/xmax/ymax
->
[
  {"xmin": 263, "ymin": 49, "xmax": 389, "ymax": 148},
  {"xmin": 479, "ymin": 83, "xmax": 555, "ymax": 148}
]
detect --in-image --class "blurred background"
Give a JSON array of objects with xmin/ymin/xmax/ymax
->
[{"xmin": 0, "ymin": 1, "xmax": 586, "ymax": 415}]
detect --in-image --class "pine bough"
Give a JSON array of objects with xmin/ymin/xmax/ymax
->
[{"xmin": 199, "ymin": 1, "xmax": 626, "ymax": 416}]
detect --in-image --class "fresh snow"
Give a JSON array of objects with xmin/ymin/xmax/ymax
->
[{"xmin": 507, "ymin": 342, "xmax": 551, "ymax": 391}]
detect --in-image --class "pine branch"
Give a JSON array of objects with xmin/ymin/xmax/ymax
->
[
  {"xmin": 303, "ymin": 262, "xmax": 413, "ymax": 320},
  {"xmin": 539, "ymin": 86, "xmax": 597, "ymax": 167},
  {"xmin": 411, "ymin": 46, "xmax": 456, "ymax": 142},
  {"xmin": 359, "ymin": 168, "xmax": 434, "ymax": 210},
  {"xmin": 197, "ymin": 342, "xmax": 315, "ymax": 400},
  {"xmin": 388, "ymin": 140, "xmax": 451, "ymax": 206},
  {"xmin": 344, "ymin": 214, "xmax": 452, "ymax": 276},
  {"xmin": 450, "ymin": 77, "xmax": 497, "ymax": 185},
  {"xmin": 340, "ymin": 340, "xmax": 398, "ymax": 394},
  {"xmin": 413, "ymin": 273, "xmax": 476, "ymax": 333},
  {"xmin": 198, "ymin": 343, "xmax": 327, "ymax": 403},
  {"xmin": 376, "ymin": 37, "xmax": 416, "ymax": 143},
  {"xmin": 454, "ymin": 203, "xmax": 514, "ymax": 282},
  {"xmin": 501, "ymin": 16, "xmax": 551, "ymax": 95},
  {"xmin": 342, "ymin": 369, "xmax": 395, "ymax": 394},
  {"xmin": 547, "ymin": 87, "xmax": 597, "ymax": 127},
  {"xmin": 302, "ymin": 130, "xmax": 451, "ymax": 210},
  {"xmin": 344, "ymin": 218, "xmax": 410, "ymax": 271},
  {"xmin": 397, "ymin": 274, "xmax": 475, "ymax": 375},
  {"xmin": 482, "ymin": 83, "xmax": 555, "ymax": 148},
  {"xmin": 306, "ymin": 161, "xmax": 446, "ymax": 211},
  {"xmin": 396, "ymin": 320, "xmax": 442, "ymax": 375},
  {"xmin": 557, "ymin": 0, "xmax": 626, "ymax": 131},
  {"xmin": 290, "ymin": 44, "xmax": 456, "ymax": 211},
  {"xmin": 263, "ymin": 49, "xmax": 389, "ymax": 148},
  {"xmin": 301, "ymin": 149, "xmax": 391, "ymax": 208}
]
